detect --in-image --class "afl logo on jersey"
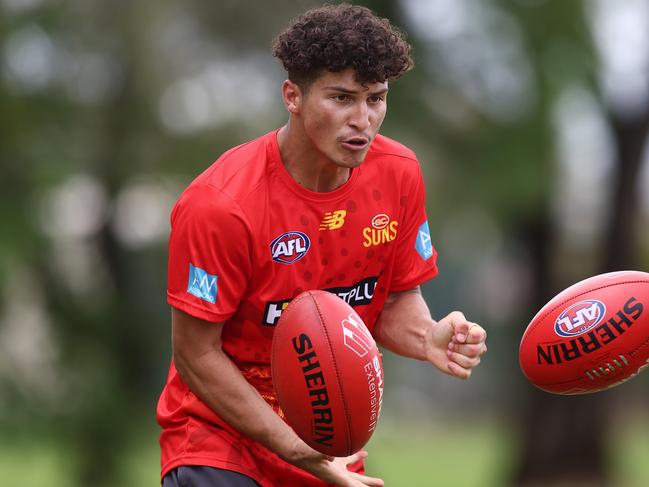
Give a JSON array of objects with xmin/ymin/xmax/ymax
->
[{"xmin": 270, "ymin": 231, "xmax": 311, "ymax": 264}]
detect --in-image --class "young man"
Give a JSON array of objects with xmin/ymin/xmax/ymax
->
[{"xmin": 157, "ymin": 4, "xmax": 487, "ymax": 487}]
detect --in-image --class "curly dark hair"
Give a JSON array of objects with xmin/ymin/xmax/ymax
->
[{"xmin": 272, "ymin": 4, "xmax": 413, "ymax": 88}]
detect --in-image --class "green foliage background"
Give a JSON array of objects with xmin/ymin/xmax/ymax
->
[{"xmin": 1, "ymin": 1, "xmax": 648, "ymax": 486}]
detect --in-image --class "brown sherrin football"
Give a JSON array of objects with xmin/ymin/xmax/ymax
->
[
  {"xmin": 271, "ymin": 290, "xmax": 384, "ymax": 456},
  {"xmin": 519, "ymin": 271, "xmax": 649, "ymax": 394}
]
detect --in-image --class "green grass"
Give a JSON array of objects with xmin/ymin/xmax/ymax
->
[
  {"xmin": 0, "ymin": 428, "xmax": 160, "ymax": 487},
  {"xmin": 365, "ymin": 418, "xmax": 514, "ymax": 487},
  {"xmin": 119, "ymin": 430, "xmax": 161, "ymax": 487},
  {"xmin": 609, "ymin": 413, "xmax": 649, "ymax": 487},
  {"xmin": 1, "ymin": 415, "xmax": 648, "ymax": 487},
  {"xmin": 0, "ymin": 436, "xmax": 77, "ymax": 487}
]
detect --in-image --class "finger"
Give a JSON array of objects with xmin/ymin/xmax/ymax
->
[
  {"xmin": 340, "ymin": 450, "xmax": 368, "ymax": 465},
  {"xmin": 447, "ymin": 349, "xmax": 481, "ymax": 369},
  {"xmin": 348, "ymin": 471, "xmax": 385, "ymax": 486},
  {"xmin": 450, "ymin": 315, "xmax": 470, "ymax": 343},
  {"xmin": 448, "ymin": 342, "xmax": 487, "ymax": 358},
  {"xmin": 464, "ymin": 324, "xmax": 487, "ymax": 345},
  {"xmin": 447, "ymin": 360, "xmax": 471, "ymax": 379}
]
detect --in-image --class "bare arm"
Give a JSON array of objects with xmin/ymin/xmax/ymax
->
[
  {"xmin": 171, "ymin": 307, "xmax": 383, "ymax": 487},
  {"xmin": 172, "ymin": 307, "xmax": 299, "ymax": 455},
  {"xmin": 373, "ymin": 287, "xmax": 487, "ymax": 379}
]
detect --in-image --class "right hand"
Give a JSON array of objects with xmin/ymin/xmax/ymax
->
[{"xmin": 287, "ymin": 439, "xmax": 384, "ymax": 487}]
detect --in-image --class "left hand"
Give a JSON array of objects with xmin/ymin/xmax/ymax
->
[{"xmin": 425, "ymin": 311, "xmax": 487, "ymax": 379}]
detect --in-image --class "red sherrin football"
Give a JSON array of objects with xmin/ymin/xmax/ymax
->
[
  {"xmin": 271, "ymin": 290, "xmax": 384, "ymax": 456},
  {"xmin": 519, "ymin": 270, "xmax": 649, "ymax": 395}
]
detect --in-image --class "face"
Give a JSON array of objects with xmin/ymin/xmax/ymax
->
[{"xmin": 286, "ymin": 69, "xmax": 388, "ymax": 168}]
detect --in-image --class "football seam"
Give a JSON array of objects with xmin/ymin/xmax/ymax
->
[
  {"xmin": 310, "ymin": 290, "xmax": 353, "ymax": 456},
  {"xmin": 523, "ymin": 279, "xmax": 649, "ymax": 341},
  {"xmin": 630, "ymin": 335, "xmax": 649, "ymax": 356}
]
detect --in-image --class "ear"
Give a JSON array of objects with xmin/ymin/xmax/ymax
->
[{"xmin": 281, "ymin": 79, "xmax": 302, "ymax": 114}]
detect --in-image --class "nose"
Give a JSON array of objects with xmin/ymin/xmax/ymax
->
[{"xmin": 348, "ymin": 101, "xmax": 371, "ymax": 131}]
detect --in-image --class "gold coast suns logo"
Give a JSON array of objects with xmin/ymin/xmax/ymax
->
[{"xmin": 362, "ymin": 213, "xmax": 398, "ymax": 247}]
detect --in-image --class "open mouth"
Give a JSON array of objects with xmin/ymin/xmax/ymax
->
[{"xmin": 342, "ymin": 137, "xmax": 369, "ymax": 150}]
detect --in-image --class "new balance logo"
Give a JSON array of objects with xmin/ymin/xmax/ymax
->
[
  {"xmin": 187, "ymin": 263, "xmax": 218, "ymax": 304},
  {"xmin": 320, "ymin": 210, "xmax": 346, "ymax": 230},
  {"xmin": 341, "ymin": 312, "xmax": 374, "ymax": 358}
]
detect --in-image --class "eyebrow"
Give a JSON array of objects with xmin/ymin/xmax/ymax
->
[{"xmin": 324, "ymin": 85, "xmax": 389, "ymax": 96}]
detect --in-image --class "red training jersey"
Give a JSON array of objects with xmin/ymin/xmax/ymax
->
[{"xmin": 157, "ymin": 130, "xmax": 438, "ymax": 486}]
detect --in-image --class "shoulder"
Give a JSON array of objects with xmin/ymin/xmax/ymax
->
[
  {"xmin": 170, "ymin": 188, "xmax": 246, "ymax": 246},
  {"xmin": 368, "ymin": 134, "xmax": 418, "ymax": 163},
  {"xmin": 192, "ymin": 131, "xmax": 275, "ymax": 201},
  {"xmin": 365, "ymin": 134, "xmax": 423, "ymax": 182},
  {"xmin": 171, "ymin": 178, "xmax": 250, "ymax": 234}
]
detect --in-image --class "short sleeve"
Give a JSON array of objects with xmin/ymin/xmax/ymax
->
[
  {"xmin": 389, "ymin": 163, "xmax": 439, "ymax": 292},
  {"xmin": 167, "ymin": 183, "xmax": 252, "ymax": 323}
]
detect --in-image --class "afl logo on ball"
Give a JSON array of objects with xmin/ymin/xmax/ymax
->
[
  {"xmin": 554, "ymin": 300, "xmax": 607, "ymax": 337},
  {"xmin": 270, "ymin": 231, "xmax": 310, "ymax": 264}
]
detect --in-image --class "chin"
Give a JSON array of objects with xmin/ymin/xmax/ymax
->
[
  {"xmin": 338, "ymin": 152, "xmax": 368, "ymax": 168},
  {"xmin": 334, "ymin": 159, "xmax": 363, "ymax": 169}
]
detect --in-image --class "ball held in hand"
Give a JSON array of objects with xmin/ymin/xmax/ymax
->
[{"xmin": 271, "ymin": 290, "xmax": 384, "ymax": 456}]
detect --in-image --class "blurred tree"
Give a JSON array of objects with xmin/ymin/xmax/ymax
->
[
  {"xmin": 504, "ymin": 2, "xmax": 649, "ymax": 486},
  {"xmin": 514, "ymin": 93, "xmax": 649, "ymax": 487},
  {"xmin": 1, "ymin": 1, "xmax": 323, "ymax": 485},
  {"xmin": 1, "ymin": 1, "xmax": 648, "ymax": 486},
  {"xmin": 367, "ymin": 0, "xmax": 649, "ymax": 486}
]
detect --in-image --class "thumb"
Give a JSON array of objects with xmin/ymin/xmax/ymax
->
[
  {"xmin": 448, "ymin": 311, "xmax": 469, "ymax": 343},
  {"xmin": 339, "ymin": 450, "xmax": 368, "ymax": 465}
]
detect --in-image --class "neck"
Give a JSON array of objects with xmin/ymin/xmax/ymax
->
[{"xmin": 276, "ymin": 122, "xmax": 351, "ymax": 193}]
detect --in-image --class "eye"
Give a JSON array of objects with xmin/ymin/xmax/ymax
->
[
  {"xmin": 368, "ymin": 95, "xmax": 385, "ymax": 104},
  {"xmin": 332, "ymin": 94, "xmax": 351, "ymax": 102}
]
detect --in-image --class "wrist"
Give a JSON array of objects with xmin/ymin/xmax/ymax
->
[{"xmin": 269, "ymin": 426, "xmax": 304, "ymax": 462}]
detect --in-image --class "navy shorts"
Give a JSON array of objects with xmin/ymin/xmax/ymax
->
[{"xmin": 162, "ymin": 466, "xmax": 261, "ymax": 487}]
